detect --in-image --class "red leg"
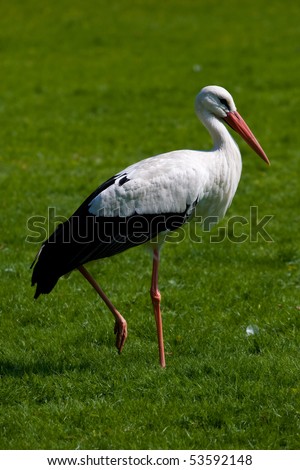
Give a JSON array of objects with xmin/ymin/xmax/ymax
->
[
  {"xmin": 150, "ymin": 248, "xmax": 166, "ymax": 368},
  {"xmin": 78, "ymin": 265, "xmax": 127, "ymax": 353}
]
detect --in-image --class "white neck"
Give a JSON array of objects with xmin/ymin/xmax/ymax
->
[
  {"xmin": 197, "ymin": 108, "xmax": 236, "ymax": 152},
  {"xmin": 196, "ymin": 108, "xmax": 242, "ymax": 207}
]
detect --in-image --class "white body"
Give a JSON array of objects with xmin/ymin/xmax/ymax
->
[{"xmin": 89, "ymin": 147, "xmax": 242, "ymax": 223}]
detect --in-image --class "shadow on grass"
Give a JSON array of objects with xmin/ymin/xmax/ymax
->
[{"xmin": 0, "ymin": 349, "xmax": 114, "ymax": 378}]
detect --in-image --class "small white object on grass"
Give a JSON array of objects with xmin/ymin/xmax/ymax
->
[{"xmin": 246, "ymin": 324, "xmax": 259, "ymax": 336}]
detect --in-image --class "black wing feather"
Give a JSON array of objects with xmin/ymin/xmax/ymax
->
[{"xmin": 31, "ymin": 174, "xmax": 193, "ymax": 298}]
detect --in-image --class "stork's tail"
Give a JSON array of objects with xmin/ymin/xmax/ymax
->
[{"xmin": 31, "ymin": 244, "xmax": 63, "ymax": 298}]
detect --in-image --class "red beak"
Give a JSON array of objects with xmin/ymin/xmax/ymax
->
[{"xmin": 223, "ymin": 111, "xmax": 270, "ymax": 165}]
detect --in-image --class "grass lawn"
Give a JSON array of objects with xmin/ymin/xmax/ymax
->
[{"xmin": 0, "ymin": 0, "xmax": 299, "ymax": 450}]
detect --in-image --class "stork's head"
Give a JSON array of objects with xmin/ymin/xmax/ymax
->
[
  {"xmin": 195, "ymin": 85, "xmax": 270, "ymax": 165},
  {"xmin": 196, "ymin": 85, "xmax": 236, "ymax": 118}
]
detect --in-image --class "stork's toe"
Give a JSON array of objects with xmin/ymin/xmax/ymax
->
[{"xmin": 114, "ymin": 318, "xmax": 128, "ymax": 353}]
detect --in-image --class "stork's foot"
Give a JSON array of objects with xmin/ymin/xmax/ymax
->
[{"xmin": 114, "ymin": 318, "xmax": 127, "ymax": 353}]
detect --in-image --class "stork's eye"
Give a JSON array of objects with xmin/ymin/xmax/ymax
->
[{"xmin": 219, "ymin": 98, "xmax": 229, "ymax": 109}]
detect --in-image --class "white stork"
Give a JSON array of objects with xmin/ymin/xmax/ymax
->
[{"xmin": 31, "ymin": 85, "xmax": 270, "ymax": 368}]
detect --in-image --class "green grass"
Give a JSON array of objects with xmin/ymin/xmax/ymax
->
[{"xmin": 0, "ymin": 0, "xmax": 300, "ymax": 450}]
